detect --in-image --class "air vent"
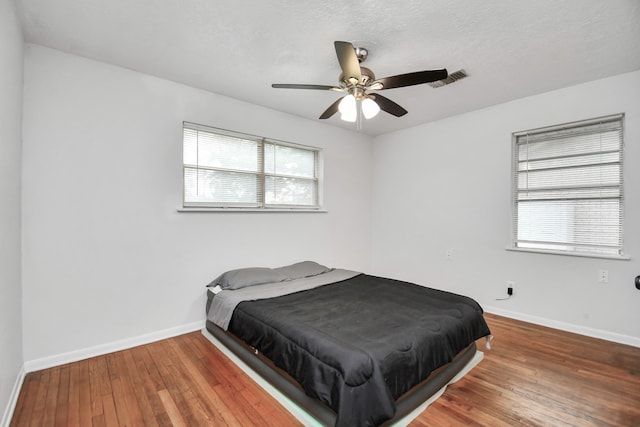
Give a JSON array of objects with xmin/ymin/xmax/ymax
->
[{"xmin": 427, "ymin": 69, "xmax": 467, "ymax": 88}]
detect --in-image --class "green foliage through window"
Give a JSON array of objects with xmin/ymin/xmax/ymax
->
[{"xmin": 183, "ymin": 122, "xmax": 321, "ymax": 209}]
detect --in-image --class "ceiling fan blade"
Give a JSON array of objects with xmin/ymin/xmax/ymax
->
[
  {"xmin": 373, "ymin": 69, "xmax": 448, "ymax": 90},
  {"xmin": 371, "ymin": 94, "xmax": 408, "ymax": 117},
  {"xmin": 319, "ymin": 96, "xmax": 344, "ymax": 119},
  {"xmin": 334, "ymin": 41, "xmax": 362, "ymax": 84},
  {"xmin": 272, "ymin": 83, "xmax": 340, "ymax": 91}
]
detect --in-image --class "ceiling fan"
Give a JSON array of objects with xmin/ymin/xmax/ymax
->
[{"xmin": 272, "ymin": 41, "xmax": 449, "ymax": 122}]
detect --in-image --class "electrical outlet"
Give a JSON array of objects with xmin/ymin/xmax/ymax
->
[
  {"xmin": 446, "ymin": 249, "xmax": 453, "ymax": 260},
  {"xmin": 598, "ymin": 269, "xmax": 609, "ymax": 284},
  {"xmin": 506, "ymin": 280, "xmax": 515, "ymax": 295}
]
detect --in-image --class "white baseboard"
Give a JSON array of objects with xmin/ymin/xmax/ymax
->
[
  {"xmin": 484, "ymin": 305, "xmax": 640, "ymax": 348},
  {"xmin": 24, "ymin": 319, "xmax": 205, "ymax": 373},
  {"xmin": 1, "ymin": 366, "xmax": 26, "ymax": 427}
]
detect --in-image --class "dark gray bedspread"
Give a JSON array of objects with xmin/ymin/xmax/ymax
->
[{"xmin": 228, "ymin": 274, "xmax": 491, "ymax": 427}]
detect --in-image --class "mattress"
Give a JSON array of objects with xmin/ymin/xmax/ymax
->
[{"xmin": 206, "ymin": 271, "xmax": 491, "ymax": 426}]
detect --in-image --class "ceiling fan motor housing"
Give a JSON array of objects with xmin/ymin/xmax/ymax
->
[
  {"xmin": 339, "ymin": 66, "xmax": 375, "ymax": 88},
  {"xmin": 359, "ymin": 67, "xmax": 375, "ymax": 85}
]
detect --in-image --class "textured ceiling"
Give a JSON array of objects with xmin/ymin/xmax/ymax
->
[{"xmin": 17, "ymin": 0, "xmax": 640, "ymax": 136}]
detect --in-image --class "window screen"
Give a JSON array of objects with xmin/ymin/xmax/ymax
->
[
  {"xmin": 511, "ymin": 114, "xmax": 624, "ymax": 257},
  {"xmin": 183, "ymin": 122, "xmax": 320, "ymax": 209}
]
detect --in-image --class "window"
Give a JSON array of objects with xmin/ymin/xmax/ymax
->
[
  {"xmin": 183, "ymin": 122, "xmax": 321, "ymax": 209},
  {"xmin": 511, "ymin": 114, "xmax": 625, "ymax": 258}
]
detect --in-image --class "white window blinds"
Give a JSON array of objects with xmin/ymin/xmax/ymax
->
[
  {"xmin": 512, "ymin": 114, "xmax": 624, "ymax": 257},
  {"xmin": 183, "ymin": 122, "xmax": 320, "ymax": 209}
]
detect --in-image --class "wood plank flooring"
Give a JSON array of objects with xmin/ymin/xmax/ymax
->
[
  {"xmin": 419, "ymin": 314, "xmax": 640, "ymax": 426},
  {"xmin": 10, "ymin": 313, "xmax": 640, "ymax": 426}
]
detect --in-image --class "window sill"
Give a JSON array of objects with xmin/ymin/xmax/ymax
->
[
  {"xmin": 177, "ymin": 207, "xmax": 328, "ymax": 213},
  {"xmin": 505, "ymin": 246, "xmax": 630, "ymax": 260}
]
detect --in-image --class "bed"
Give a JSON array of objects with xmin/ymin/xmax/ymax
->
[{"xmin": 204, "ymin": 261, "xmax": 491, "ymax": 427}]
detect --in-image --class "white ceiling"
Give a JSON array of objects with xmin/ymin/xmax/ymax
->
[{"xmin": 17, "ymin": 0, "xmax": 640, "ymax": 136}]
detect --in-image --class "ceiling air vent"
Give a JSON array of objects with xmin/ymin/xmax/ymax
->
[{"xmin": 427, "ymin": 69, "xmax": 467, "ymax": 88}]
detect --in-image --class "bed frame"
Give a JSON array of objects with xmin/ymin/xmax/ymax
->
[{"xmin": 204, "ymin": 319, "xmax": 482, "ymax": 426}]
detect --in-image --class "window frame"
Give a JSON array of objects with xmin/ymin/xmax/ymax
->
[
  {"xmin": 181, "ymin": 122, "xmax": 323, "ymax": 211},
  {"xmin": 508, "ymin": 113, "xmax": 628, "ymax": 260}
]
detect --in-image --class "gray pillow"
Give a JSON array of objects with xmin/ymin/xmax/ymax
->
[
  {"xmin": 210, "ymin": 267, "xmax": 287, "ymax": 290},
  {"xmin": 273, "ymin": 261, "xmax": 331, "ymax": 280}
]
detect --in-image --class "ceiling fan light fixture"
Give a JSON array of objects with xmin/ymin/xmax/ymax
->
[
  {"xmin": 338, "ymin": 94, "xmax": 355, "ymax": 114},
  {"xmin": 361, "ymin": 97, "xmax": 380, "ymax": 119},
  {"xmin": 339, "ymin": 94, "xmax": 357, "ymax": 121},
  {"xmin": 340, "ymin": 111, "xmax": 357, "ymax": 122}
]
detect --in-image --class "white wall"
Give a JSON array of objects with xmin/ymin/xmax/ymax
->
[
  {"xmin": 21, "ymin": 45, "xmax": 373, "ymax": 363},
  {"xmin": 371, "ymin": 71, "xmax": 640, "ymax": 345},
  {"xmin": 0, "ymin": 0, "xmax": 25, "ymax": 424},
  {"xmin": 19, "ymin": 40, "xmax": 640, "ymax": 372}
]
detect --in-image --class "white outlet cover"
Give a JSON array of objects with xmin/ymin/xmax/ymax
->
[{"xmin": 598, "ymin": 269, "xmax": 609, "ymax": 283}]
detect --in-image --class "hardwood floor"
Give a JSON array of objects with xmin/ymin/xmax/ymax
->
[
  {"xmin": 11, "ymin": 332, "xmax": 300, "ymax": 427},
  {"xmin": 10, "ymin": 314, "xmax": 640, "ymax": 426},
  {"xmin": 419, "ymin": 314, "xmax": 640, "ymax": 427}
]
